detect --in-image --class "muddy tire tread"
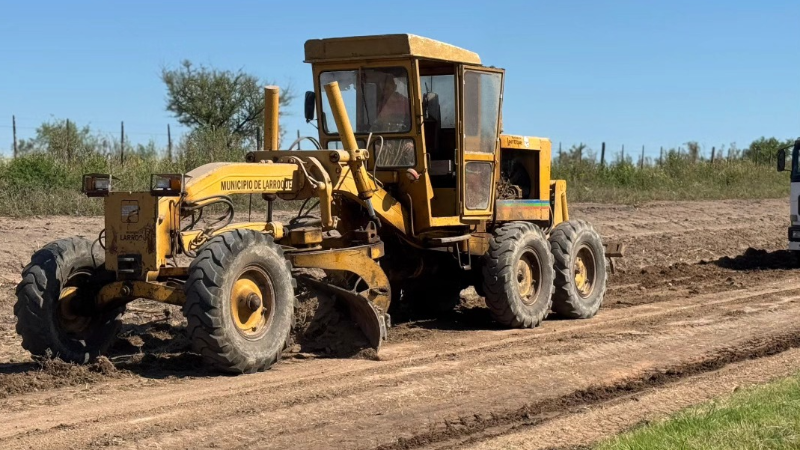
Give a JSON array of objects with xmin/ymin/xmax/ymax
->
[
  {"xmin": 482, "ymin": 222, "xmax": 555, "ymax": 328},
  {"xmin": 183, "ymin": 230, "xmax": 295, "ymax": 373},
  {"xmin": 549, "ymin": 219, "xmax": 608, "ymax": 319},
  {"xmin": 14, "ymin": 237, "xmax": 121, "ymax": 363}
]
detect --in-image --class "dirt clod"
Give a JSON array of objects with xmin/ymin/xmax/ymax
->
[{"xmin": 0, "ymin": 356, "xmax": 128, "ymax": 399}]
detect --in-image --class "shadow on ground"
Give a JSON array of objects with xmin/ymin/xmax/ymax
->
[{"xmin": 712, "ymin": 248, "xmax": 800, "ymax": 271}]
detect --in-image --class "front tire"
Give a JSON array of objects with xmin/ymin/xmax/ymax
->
[
  {"xmin": 549, "ymin": 220, "xmax": 607, "ymax": 319},
  {"xmin": 482, "ymin": 222, "xmax": 555, "ymax": 328},
  {"xmin": 14, "ymin": 237, "xmax": 122, "ymax": 363},
  {"xmin": 184, "ymin": 230, "xmax": 295, "ymax": 373}
]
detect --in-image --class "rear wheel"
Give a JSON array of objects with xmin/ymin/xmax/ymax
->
[
  {"xmin": 14, "ymin": 237, "xmax": 122, "ymax": 363},
  {"xmin": 184, "ymin": 230, "xmax": 295, "ymax": 373},
  {"xmin": 549, "ymin": 220, "xmax": 607, "ymax": 319},
  {"xmin": 482, "ymin": 222, "xmax": 555, "ymax": 328}
]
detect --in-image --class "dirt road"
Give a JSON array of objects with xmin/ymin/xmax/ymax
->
[{"xmin": 0, "ymin": 198, "xmax": 798, "ymax": 449}]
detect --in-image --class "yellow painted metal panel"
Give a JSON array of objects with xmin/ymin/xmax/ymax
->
[
  {"xmin": 551, "ymin": 180, "xmax": 568, "ymax": 226},
  {"xmin": 495, "ymin": 199, "xmax": 550, "ymax": 221},
  {"xmin": 499, "ymin": 135, "xmax": 550, "ymax": 151},
  {"xmin": 185, "ymin": 162, "xmax": 300, "ymax": 199},
  {"xmin": 305, "ymin": 34, "xmax": 481, "ymax": 64}
]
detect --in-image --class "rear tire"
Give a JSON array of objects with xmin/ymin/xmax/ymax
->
[
  {"xmin": 184, "ymin": 230, "xmax": 295, "ymax": 373},
  {"xmin": 482, "ymin": 222, "xmax": 555, "ymax": 328},
  {"xmin": 14, "ymin": 237, "xmax": 122, "ymax": 363},
  {"xmin": 549, "ymin": 220, "xmax": 607, "ymax": 319}
]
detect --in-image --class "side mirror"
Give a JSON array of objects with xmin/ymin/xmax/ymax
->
[
  {"xmin": 777, "ymin": 149, "xmax": 786, "ymax": 172},
  {"xmin": 304, "ymin": 91, "xmax": 316, "ymax": 122}
]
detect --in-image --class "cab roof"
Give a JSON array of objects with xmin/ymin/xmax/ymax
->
[{"xmin": 304, "ymin": 34, "xmax": 481, "ymax": 65}]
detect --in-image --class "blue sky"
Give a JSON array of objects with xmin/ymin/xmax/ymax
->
[{"xmin": 0, "ymin": 0, "xmax": 797, "ymax": 159}]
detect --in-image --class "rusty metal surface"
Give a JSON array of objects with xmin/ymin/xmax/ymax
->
[
  {"xmin": 96, "ymin": 280, "xmax": 185, "ymax": 308},
  {"xmin": 288, "ymin": 242, "xmax": 390, "ymax": 352},
  {"xmin": 299, "ymin": 276, "xmax": 387, "ymax": 351},
  {"xmin": 604, "ymin": 242, "xmax": 626, "ymax": 258}
]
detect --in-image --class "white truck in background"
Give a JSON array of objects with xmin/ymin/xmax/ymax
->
[{"xmin": 778, "ymin": 139, "xmax": 800, "ymax": 251}]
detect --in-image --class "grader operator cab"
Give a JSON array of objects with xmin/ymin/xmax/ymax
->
[{"xmin": 15, "ymin": 35, "xmax": 622, "ymax": 373}]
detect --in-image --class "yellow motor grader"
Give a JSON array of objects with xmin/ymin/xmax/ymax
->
[{"xmin": 15, "ymin": 34, "xmax": 622, "ymax": 372}]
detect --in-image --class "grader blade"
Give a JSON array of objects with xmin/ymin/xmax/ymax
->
[{"xmin": 299, "ymin": 276, "xmax": 387, "ymax": 351}]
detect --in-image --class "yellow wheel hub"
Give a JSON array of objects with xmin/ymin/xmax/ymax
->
[
  {"xmin": 57, "ymin": 284, "xmax": 92, "ymax": 335},
  {"xmin": 230, "ymin": 267, "xmax": 274, "ymax": 338},
  {"xmin": 516, "ymin": 250, "xmax": 541, "ymax": 305},
  {"xmin": 574, "ymin": 246, "xmax": 596, "ymax": 298}
]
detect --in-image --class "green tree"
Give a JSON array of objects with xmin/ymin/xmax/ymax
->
[
  {"xmin": 20, "ymin": 119, "xmax": 100, "ymax": 162},
  {"xmin": 161, "ymin": 61, "xmax": 294, "ymax": 149},
  {"xmin": 744, "ymin": 137, "xmax": 795, "ymax": 165},
  {"xmin": 685, "ymin": 141, "xmax": 700, "ymax": 162}
]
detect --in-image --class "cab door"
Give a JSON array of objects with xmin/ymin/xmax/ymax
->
[{"xmin": 459, "ymin": 66, "xmax": 504, "ymax": 219}]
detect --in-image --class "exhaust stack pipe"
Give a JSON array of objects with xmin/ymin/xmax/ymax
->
[
  {"xmin": 323, "ymin": 81, "xmax": 378, "ymax": 222},
  {"xmin": 264, "ymin": 86, "xmax": 280, "ymax": 151}
]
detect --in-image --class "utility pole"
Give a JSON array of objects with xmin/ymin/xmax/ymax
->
[
  {"xmin": 257, "ymin": 126, "xmax": 263, "ymax": 150},
  {"xmin": 600, "ymin": 142, "xmax": 606, "ymax": 168},
  {"xmin": 621, "ymin": 144, "xmax": 625, "ymax": 164},
  {"xmin": 660, "ymin": 146, "xmax": 664, "ymax": 166},
  {"xmin": 711, "ymin": 146, "xmax": 716, "ymax": 163},
  {"xmin": 558, "ymin": 142, "xmax": 562, "ymax": 162},
  {"xmin": 297, "ymin": 129, "xmax": 301, "ymax": 151},
  {"xmin": 120, "ymin": 121, "xmax": 125, "ymax": 165},
  {"xmin": 12, "ymin": 115, "xmax": 17, "ymax": 158},
  {"xmin": 167, "ymin": 124, "xmax": 173, "ymax": 161}
]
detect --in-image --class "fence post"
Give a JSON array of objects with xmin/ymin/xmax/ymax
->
[
  {"xmin": 711, "ymin": 146, "xmax": 715, "ymax": 163},
  {"xmin": 12, "ymin": 115, "xmax": 17, "ymax": 158},
  {"xmin": 600, "ymin": 142, "xmax": 606, "ymax": 168},
  {"xmin": 120, "ymin": 121, "xmax": 125, "ymax": 165},
  {"xmin": 167, "ymin": 124, "xmax": 173, "ymax": 162}
]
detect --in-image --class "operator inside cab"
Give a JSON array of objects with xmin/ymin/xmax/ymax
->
[{"xmin": 320, "ymin": 67, "xmax": 414, "ymax": 166}]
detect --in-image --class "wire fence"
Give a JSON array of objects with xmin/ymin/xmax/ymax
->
[{"xmin": 2, "ymin": 115, "xmax": 792, "ymax": 170}]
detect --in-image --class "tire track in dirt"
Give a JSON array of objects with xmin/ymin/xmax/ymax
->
[
  {"xmin": 448, "ymin": 347, "xmax": 800, "ymax": 450},
  {"xmin": 469, "ymin": 348, "xmax": 800, "ymax": 450},
  {"xmin": 152, "ymin": 300, "xmax": 800, "ymax": 450},
  {"xmin": 2, "ymin": 282, "xmax": 800, "ymax": 449},
  {"xmin": 2, "ymin": 273, "xmax": 795, "ymax": 424},
  {"xmin": 374, "ymin": 330, "xmax": 800, "ymax": 450}
]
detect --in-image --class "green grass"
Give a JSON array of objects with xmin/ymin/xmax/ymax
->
[
  {"xmin": 596, "ymin": 372, "xmax": 800, "ymax": 450},
  {"xmin": 553, "ymin": 156, "xmax": 789, "ymax": 204}
]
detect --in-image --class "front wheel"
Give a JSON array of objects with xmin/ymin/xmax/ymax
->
[
  {"xmin": 549, "ymin": 220, "xmax": 607, "ymax": 319},
  {"xmin": 14, "ymin": 237, "xmax": 123, "ymax": 363},
  {"xmin": 183, "ymin": 230, "xmax": 295, "ymax": 373},
  {"xmin": 482, "ymin": 222, "xmax": 555, "ymax": 328}
]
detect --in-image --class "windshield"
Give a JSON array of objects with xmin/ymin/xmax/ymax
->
[{"xmin": 320, "ymin": 67, "xmax": 411, "ymax": 134}]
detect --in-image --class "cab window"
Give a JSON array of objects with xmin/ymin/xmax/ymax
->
[{"xmin": 319, "ymin": 67, "xmax": 411, "ymax": 134}]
